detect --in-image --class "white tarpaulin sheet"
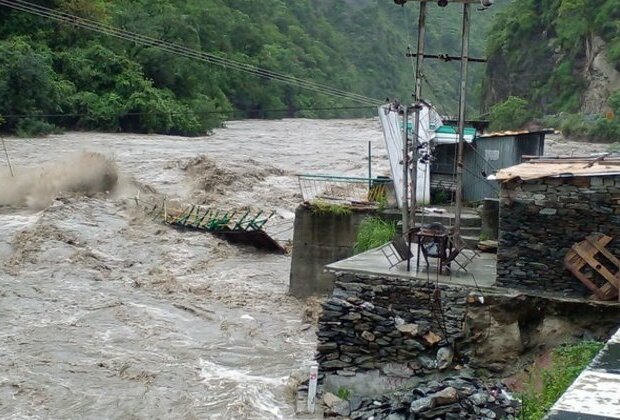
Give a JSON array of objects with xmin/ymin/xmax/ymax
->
[{"xmin": 378, "ymin": 105, "xmax": 432, "ymax": 208}]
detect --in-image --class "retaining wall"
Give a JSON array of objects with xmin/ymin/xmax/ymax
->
[
  {"xmin": 288, "ymin": 205, "xmax": 399, "ymax": 297},
  {"xmin": 309, "ymin": 273, "xmax": 620, "ymax": 418},
  {"xmin": 316, "ymin": 275, "xmax": 468, "ymax": 374}
]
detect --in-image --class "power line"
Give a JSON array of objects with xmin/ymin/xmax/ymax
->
[
  {"xmin": 0, "ymin": 0, "xmax": 383, "ymax": 106},
  {"xmin": 0, "ymin": 105, "xmax": 376, "ymax": 120}
]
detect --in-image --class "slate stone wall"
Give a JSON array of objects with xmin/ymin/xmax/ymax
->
[
  {"xmin": 497, "ymin": 175, "xmax": 620, "ymax": 296},
  {"xmin": 316, "ymin": 274, "xmax": 469, "ymax": 375}
]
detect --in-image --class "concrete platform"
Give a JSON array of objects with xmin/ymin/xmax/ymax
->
[{"xmin": 326, "ymin": 245, "xmax": 497, "ymax": 289}]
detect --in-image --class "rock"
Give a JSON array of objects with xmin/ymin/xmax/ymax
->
[
  {"xmin": 323, "ymin": 392, "xmax": 342, "ymax": 408},
  {"xmin": 480, "ymin": 408, "xmax": 496, "ymax": 418},
  {"xmin": 349, "ymin": 396, "xmax": 363, "ymax": 411},
  {"xmin": 360, "ymin": 302, "xmax": 375, "ymax": 310},
  {"xmin": 322, "ymin": 310, "xmax": 344, "ymax": 318},
  {"xmin": 339, "ymin": 354, "xmax": 353, "ymax": 363},
  {"xmin": 436, "ymin": 347, "xmax": 454, "ymax": 371},
  {"xmin": 430, "ymin": 387, "xmax": 458, "ymax": 406},
  {"xmin": 423, "ymin": 331, "xmax": 442, "ymax": 346},
  {"xmin": 396, "ymin": 323, "xmax": 419, "ymax": 336},
  {"xmin": 317, "ymin": 342, "xmax": 338, "ymax": 352},
  {"xmin": 361, "ymin": 331, "xmax": 376, "ymax": 342},
  {"xmin": 444, "ymin": 378, "xmax": 476, "ymax": 396},
  {"xmin": 386, "ymin": 413, "xmax": 406, "ymax": 420},
  {"xmin": 354, "ymin": 355, "xmax": 374, "ymax": 364},
  {"xmin": 381, "ymin": 363, "xmax": 414, "ymax": 378},
  {"xmin": 331, "ymin": 400, "xmax": 351, "ymax": 417},
  {"xmin": 403, "ymin": 339, "xmax": 426, "ymax": 351},
  {"xmin": 322, "ymin": 360, "xmax": 350, "ymax": 369},
  {"xmin": 418, "ymin": 355, "xmax": 437, "ymax": 369},
  {"xmin": 469, "ymin": 392, "xmax": 488, "ymax": 406},
  {"xmin": 342, "ymin": 312, "xmax": 362, "ymax": 321},
  {"xmin": 336, "ymin": 368, "xmax": 357, "ymax": 377},
  {"xmin": 422, "ymin": 403, "xmax": 462, "ymax": 418},
  {"xmin": 410, "ymin": 396, "xmax": 435, "ymax": 414}
]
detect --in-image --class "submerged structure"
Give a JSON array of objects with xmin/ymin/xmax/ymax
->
[{"xmin": 136, "ymin": 198, "xmax": 286, "ymax": 254}]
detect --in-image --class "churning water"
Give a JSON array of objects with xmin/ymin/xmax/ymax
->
[{"xmin": 0, "ymin": 119, "xmax": 389, "ymax": 419}]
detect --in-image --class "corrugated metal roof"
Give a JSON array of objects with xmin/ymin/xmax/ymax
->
[
  {"xmin": 493, "ymin": 157, "xmax": 620, "ymax": 182},
  {"xmin": 477, "ymin": 129, "xmax": 556, "ymax": 139}
]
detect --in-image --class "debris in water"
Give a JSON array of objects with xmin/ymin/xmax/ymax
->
[{"xmin": 136, "ymin": 197, "xmax": 286, "ymax": 254}]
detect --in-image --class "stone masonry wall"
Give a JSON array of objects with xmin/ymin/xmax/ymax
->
[
  {"xmin": 497, "ymin": 175, "xmax": 620, "ymax": 295},
  {"xmin": 316, "ymin": 274, "xmax": 469, "ymax": 375}
]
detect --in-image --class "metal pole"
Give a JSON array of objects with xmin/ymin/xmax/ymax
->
[
  {"xmin": 454, "ymin": 2, "xmax": 471, "ymax": 236},
  {"xmin": 411, "ymin": 1, "xmax": 427, "ymax": 228},
  {"xmin": 414, "ymin": 2, "xmax": 427, "ymax": 102},
  {"xmin": 402, "ymin": 106, "xmax": 409, "ymax": 233},
  {"xmin": 368, "ymin": 140, "xmax": 372, "ymax": 189},
  {"xmin": 1, "ymin": 136, "xmax": 14, "ymax": 177}
]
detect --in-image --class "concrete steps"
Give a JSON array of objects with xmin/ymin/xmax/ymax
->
[
  {"xmin": 416, "ymin": 209, "xmax": 481, "ymax": 249},
  {"xmin": 384, "ymin": 207, "xmax": 483, "ymax": 249}
]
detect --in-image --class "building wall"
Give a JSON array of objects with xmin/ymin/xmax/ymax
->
[{"xmin": 497, "ymin": 175, "xmax": 620, "ymax": 295}]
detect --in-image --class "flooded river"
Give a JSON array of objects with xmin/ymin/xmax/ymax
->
[
  {"xmin": 0, "ymin": 119, "xmax": 389, "ymax": 419},
  {"xmin": 0, "ymin": 118, "xmax": 604, "ymax": 419}
]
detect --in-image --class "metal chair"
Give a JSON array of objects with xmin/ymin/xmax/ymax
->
[
  {"xmin": 380, "ymin": 234, "xmax": 414, "ymax": 269},
  {"xmin": 444, "ymin": 233, "xmax": 479, "ymax": 273}
]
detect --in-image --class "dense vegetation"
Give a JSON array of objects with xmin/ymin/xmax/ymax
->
[
  {"xmin": 0, "ymin": 0, "xmax": 501, "ymax": 136},
  {"xmin": 353, "ymin": 216, "xmax": 396, "ymax": 254},
  {"xmin": 520, "ymin": 341, "xmax": 604, "ymax": 419},
  {"xmin": 484, "ymin": 0, "xmax": 620, "ymax": 140}
]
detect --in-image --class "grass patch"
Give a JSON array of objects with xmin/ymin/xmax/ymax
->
[
  {"xmin": 310, "ymin": 200, "xmax": 352, "ymax": 216},
  {"xmin": 353, "ymin": 216, "xmax": 396, "ymax": 254},
  {"xmin": 336, "ymin": 387, "xmax": 351, "ymax": 400},
  {"xmin": 520, "ymin": 341, "xmax": 604, "ymax": 419}
]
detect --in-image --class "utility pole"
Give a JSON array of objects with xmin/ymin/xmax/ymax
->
[
  {"xmin": 401, "ymin": 105, "xmax": 409, "ymax": 233},
  {"xmin": 411, "ymin": 1, "xmax": 427, "ymax": 229},
  {"xmin": 395, "ymin": 0, "xmax": 487, "ymax": 237},
  {"xmin": 1, "ymin": 136, "xmax": 14, "ymax": 177},
  {"xmin": 453, "ymin": 2, "xmax": 471, "ymax": 236}
]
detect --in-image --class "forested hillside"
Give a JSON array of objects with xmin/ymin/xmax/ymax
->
[
  {"xmin": 0, "ymin": 0, "xmax": 500, "ymax": 136},
  {"xmin": 484, "ymin": 0, "xmax": 620, "ymax": 140}
]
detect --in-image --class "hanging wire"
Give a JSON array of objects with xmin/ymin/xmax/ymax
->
[
  {"xmin": 0, "ymin": 105, "xmax": 377, "ymax": 121},
  {"xmin": 0, "ymin": 0, "xmax": 383, "ymax": 106}
]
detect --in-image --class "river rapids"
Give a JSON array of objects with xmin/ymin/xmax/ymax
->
[{"xmin": 0, "ymin": 119, "xmax": 389, "ymax": 419}]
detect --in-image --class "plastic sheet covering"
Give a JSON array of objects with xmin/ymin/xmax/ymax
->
[{"xmin": 378, "ymin": 105, "xmax": 432, "ymax": 208}]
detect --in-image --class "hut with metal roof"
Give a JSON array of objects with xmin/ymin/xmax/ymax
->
[{"xmin": 430, "ymin": 129, "xmax": 551, "ymax": 203}]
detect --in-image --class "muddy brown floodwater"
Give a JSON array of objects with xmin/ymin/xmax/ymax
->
[
  {"xmin": 0, "ymin": 119, "xmax": 604, "ymax": 419},
  {"xmin": 0, "ymin": 119, "xmax": 389, "ymax": 419}
]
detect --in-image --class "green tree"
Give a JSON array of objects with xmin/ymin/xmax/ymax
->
[{"xmin": 489, "ymin": 96, "xmax": 533, "ymax": 131}]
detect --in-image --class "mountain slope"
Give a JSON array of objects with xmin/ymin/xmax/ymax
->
[
  {"xmin": 484, "ymin": 0, "xmax": 620, "ymax": 115},
  {"xmin": 0, "ymin": 0, "xmax": 501, "ymax": 135}
]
